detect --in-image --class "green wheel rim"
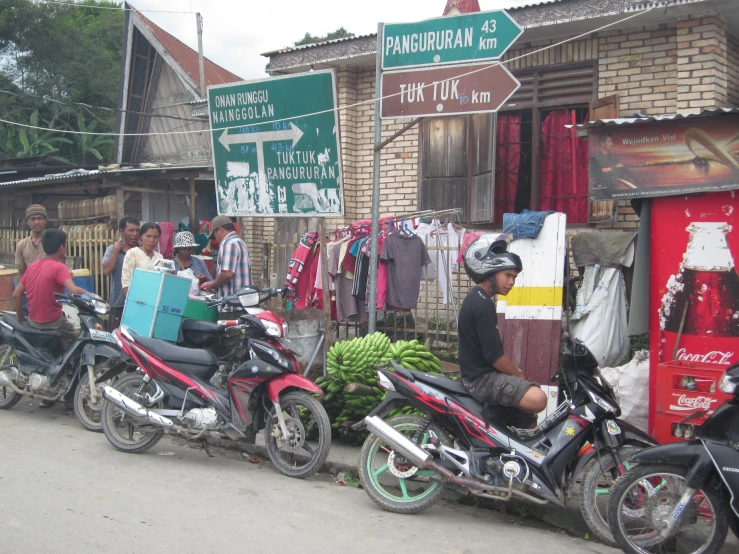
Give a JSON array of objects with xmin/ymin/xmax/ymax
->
[{"xmin": 366, "ymin": 422, "xmax": 441, "ymax": 504}]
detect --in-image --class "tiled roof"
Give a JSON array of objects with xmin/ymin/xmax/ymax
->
[
  {"xmin": 443, "ymin": 0, "xmax": 481, "ymax": 15},
  {"xmin": 572, "ymin": 107, "xmax": 739, "ymax": 128},
  {"xmin": 132, "ymin": 7, "xmax": 242, "ymax": 87}
]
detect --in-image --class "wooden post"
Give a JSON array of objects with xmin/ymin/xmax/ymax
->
[
  {"xmin": 318, "ymin": 219, "xmax": 332, "ymax": 357},
  {"xmin": 188, "ymin": 177, "xmax": 197, "ymax": 231},
  {"xmin": 115, "ymin": 186, "xmax": 124, "ymax": 222}
]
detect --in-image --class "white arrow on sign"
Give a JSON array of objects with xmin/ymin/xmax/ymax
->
[
  {"xmin": 217, "ymin": 124, "xmax": 304, "ymax": 152},
  {"xmin": 217, "ymin": 123, "xmax": 305, "ymax": 213}
]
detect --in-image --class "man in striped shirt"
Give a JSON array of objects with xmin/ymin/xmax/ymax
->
[{"xmin": 201, "ymin": 215, "xmax": 252, "ymax": 314}]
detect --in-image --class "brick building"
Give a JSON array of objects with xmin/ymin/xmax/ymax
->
[{"xmin": 255, "ymin": 0, "xmax": 739, "ymax": 281}]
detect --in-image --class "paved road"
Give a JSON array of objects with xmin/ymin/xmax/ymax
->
[{"xmin": 2, "ymin": 399, "xmax": 619, "ymax": 554}]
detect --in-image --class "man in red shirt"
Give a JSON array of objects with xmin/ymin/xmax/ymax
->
[{"xmin": 12, "ymin": 229, "xmax": 88, "ymax": 347}]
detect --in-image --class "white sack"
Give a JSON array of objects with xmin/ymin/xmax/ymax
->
[
  {"xmin": 570, "ymin": 264, "xmax": 630, "ymax": 367},
  {"xmin": 601, "ymin": 350, "xmax": 650, "ymax": 433}
]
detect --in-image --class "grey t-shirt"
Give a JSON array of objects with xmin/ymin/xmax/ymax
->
[
  {"xmin": 380, "ymin": 234, "xmax": 431, "ymax": 310},
  {"xmin": 102, "ymin": 244, "xmax": 126, "ymax": 308}
]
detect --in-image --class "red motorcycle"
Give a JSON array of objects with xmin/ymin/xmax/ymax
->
[{"xmin": 100, "ymin": 288, "xmax": 331, "ymax": 479}]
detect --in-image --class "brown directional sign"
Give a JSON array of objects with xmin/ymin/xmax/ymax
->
[{"xmin": 381, "ymin": 62, "xmax": 520, "ymax": 119}]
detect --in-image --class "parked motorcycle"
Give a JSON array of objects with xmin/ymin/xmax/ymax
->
[
  {"xmin": 607, "ymin": 363, "xmax": 739, "ymax": 554},
  {"xmin": 100, "ymin": 291, "xmax": 331, "ymax": 479},
  {"xmin": 177, "ymin": 287, "xmax": 294, "ymax": 389},
  {"xmin": 354, "ymin": 336, "xmax": 656, "ymax": 545},
  {"xmin": 0, "ymin": 292, "xmax": 126, "ymax": 432}
]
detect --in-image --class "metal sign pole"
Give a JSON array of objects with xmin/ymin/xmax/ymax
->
[{"xmin": 368, "ymin": 22, "xmax": 384, "ymax": 334}]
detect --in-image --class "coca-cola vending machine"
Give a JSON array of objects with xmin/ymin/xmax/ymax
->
[{"xmin": 650, "ymin": 191, "xmax": 739, "ymax": 443}]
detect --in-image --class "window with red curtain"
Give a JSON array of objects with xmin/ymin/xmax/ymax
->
[
  {"xmin": 493, "ymin": 113, "xmax": 522, "ymax": 224},
  {"xmin": 539, "ymin": 108, "xmax": 590, "ymax": 224}
]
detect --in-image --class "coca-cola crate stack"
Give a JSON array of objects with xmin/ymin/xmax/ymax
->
[{"xmin": 653, "ymin": 360, "xmax": 733, "ymax": 444}]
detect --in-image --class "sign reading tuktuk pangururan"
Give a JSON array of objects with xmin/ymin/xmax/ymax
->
[
  {"xmin": 589, "ymin": 115, "xmax": 739, "ymax": 200},
  {"xmin": 208, "ymin": 70, "xmax": 343, "ymax": 216},
  {"xmin": 382, "ymin": 10, "xmax": 522, "ymax": 70}
]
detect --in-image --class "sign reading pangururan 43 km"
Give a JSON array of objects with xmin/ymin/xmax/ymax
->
[
  {"xmin": 382, "ymin": 10, "xmax": 523, "ymax": 70},
  {"xmin": 207, "ymin": 70, "xmax": 343, "ymax": 217}
]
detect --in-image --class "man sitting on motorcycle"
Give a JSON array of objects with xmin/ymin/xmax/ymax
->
[
  {"xmin": 458, "ymin": 234, "xmax": 548, "ymax": 429},
  {"xmin": 12, "ymin": 228, "xmax": 89, "ymax": 348}
]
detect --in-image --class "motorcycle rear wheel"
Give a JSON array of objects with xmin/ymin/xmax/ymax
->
[
  {"xmin": 264, "ymin": 391, "xmax": 331, "ymax": 479},
  {"xmin": 358, "ymin": 415, "xmax": 447, "ymax": 515},
  {"xmin": 0, "ymin": 345, "xmax": 21, "ymax": 410},
  {"xmin": 101, "ymin": 373, "xmax": 164, "ymax": 453},
  {"xmin": 608, "ymin": 464, "xmax": 729, "ymax": 554}
]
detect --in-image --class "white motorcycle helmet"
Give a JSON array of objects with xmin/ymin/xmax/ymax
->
[{"xmin": 463, "ymin": 233, "xmax": 523, "ymax": 284}]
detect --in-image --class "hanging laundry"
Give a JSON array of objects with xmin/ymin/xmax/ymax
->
[
  {"xmin": 381, "ymin": 233, "xmax": 431, "ymax": 310},
  {"xmin": 328, "ymin": 238, "xmax": 366, "ymax": 322},
  {"xmin": 156, "ymin": 221, "xmax": 175, "ymax": 259},
  {"xmin": 285, "ymin": 232, "xmax": 319, "ymax": 309}
]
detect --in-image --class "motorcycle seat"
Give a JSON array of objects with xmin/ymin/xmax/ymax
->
[
  {"xmin": 1, "ymin": 313, "xmax": 60, "ymax": 337},
  {"xmin": 393, "ymin": 363, "xmax": 472, "ymax": 397},
  {"xmin": 132, "ymin": 333, "xmax": 218, "ymax": 381}
]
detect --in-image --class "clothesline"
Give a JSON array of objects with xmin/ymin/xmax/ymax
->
[{"xmin": 330, "ymin": 208, "xmax": 463, "ymax": 237}]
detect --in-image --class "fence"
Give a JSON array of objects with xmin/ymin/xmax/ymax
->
[{"xmin": 0, "ymin": 225, "xmax": 116, "ymax": 300}]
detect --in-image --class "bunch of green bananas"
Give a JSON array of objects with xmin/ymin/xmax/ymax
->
[
  {"xmin": 326, "ymin": 332, "xmax": 391, "ymax": 382},
  {"xmin": 383, "ymin": 339, "xmax": 442, "ymax": 374}
]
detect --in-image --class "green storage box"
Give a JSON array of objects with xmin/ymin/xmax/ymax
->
[{"xmin": 184, "ymin": 297, "xmax": 218, "ymax": 322}]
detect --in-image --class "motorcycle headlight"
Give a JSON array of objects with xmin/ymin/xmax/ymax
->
[
  {"xmin": 719, "ymin": 373, "xmax": 737, "ymax": 394},
  {"xmin": 588, "ymin": 389, "xmax": 618, "ymax": 414},
  {"xmin": 93, "ymin": 300, "xmax": 109, "ymax": 315},
  {"xmin": 238, "ymin": 292, "xmax": 260, "ymax": 308},
  {"xmin": 263, "ymin": 320, "xmax": 282, "ymax": 337}
]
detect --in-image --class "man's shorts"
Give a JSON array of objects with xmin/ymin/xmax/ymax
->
[
  {"xmin": 28, "ymin": 315, "xmax": 80, "ymax": 349},
  {"xmin": 462, "ymin": 372, "xmax": 540, "ymax": 428}
]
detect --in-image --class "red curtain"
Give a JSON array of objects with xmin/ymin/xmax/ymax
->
[
  {"xmin": 539, "ymin": 110, "xmax": 589, "ymax": 223},
  {"xmin": 494, "ymin": 113, "xmax": 521, "ymax": 223}
]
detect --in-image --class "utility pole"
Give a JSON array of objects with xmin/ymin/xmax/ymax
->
[{"xmin": 196, "ymin": 13, "xmax": 206, "ymax": 98}]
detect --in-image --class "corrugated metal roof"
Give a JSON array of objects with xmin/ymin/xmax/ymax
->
[
  {"xmin": 132, "ymin": 7, "xmax": 242, "ymax": 86},
  {"xmin": 262, "ymin": 33, "xmax": 377, "ymax": 56},
  {"xmin": 574, "ymin": 107, "xmax": 739, "ymax": 128},
  {"xmin": 1, "ymin": 165, "xmax": 213, "ymax": 188}
]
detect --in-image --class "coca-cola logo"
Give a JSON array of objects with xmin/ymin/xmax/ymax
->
[
  {"xmin": 676, "ymin": 348, "xmax": 735, "ymax": 365},
  {"xmin": 670, "ymin": 394, "xmax": 717, "ymax": 412}
]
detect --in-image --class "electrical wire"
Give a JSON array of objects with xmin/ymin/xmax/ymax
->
[
  {"xmin": 0, "ymin": 7, "xmax": 654, "ymax": 138},
  {"xmin": 34, "ymin": 0, "xmax": 196, "ymax": 14},
  {"xmin": 0, "ymin": 89, "xmax": 204, "ymax": 123}
]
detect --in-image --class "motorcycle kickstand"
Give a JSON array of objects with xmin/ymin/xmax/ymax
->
[{"xmin": 200, "ymin": 440, "xmax": 215, "ymax": 458}]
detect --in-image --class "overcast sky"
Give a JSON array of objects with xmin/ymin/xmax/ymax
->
[{"xmin": 127, "ymin": 0, "xmax": 538, "ymax": 80}]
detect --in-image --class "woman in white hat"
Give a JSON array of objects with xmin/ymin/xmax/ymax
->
[{"xmin": 173, "ymin": 231, "xmax": 212, "ymax": 284}]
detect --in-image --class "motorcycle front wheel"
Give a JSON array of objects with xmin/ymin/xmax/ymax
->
[
  {"xmin": 608, "ymin": 464, "xmax": 729, "ymax": 554},
  {"xmin": 358, "ymin": 415, "xmax": 448, "ymax": 515},
  {"xmin": 101, "ymin": 373, "xmax": 164, "ymax": 453},
  {"xmin": 264, "ymin": 391, "xmax": 331, "ymax": 479},
  {"xmin": 73, "ymin": 359, "xmax": 114, "ymax": 432},
  {"xmin": 580, "ymin": 446, "xmax": 640, "ymax": 546},
  {"xmin": 0, "ymin": 345, "xmax": 21, "ymax": 410}
]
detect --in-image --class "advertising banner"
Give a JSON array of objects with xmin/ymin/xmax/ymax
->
[{"xmin": 589, "ymin": 116, "xmax": 739, "ymax": 200}]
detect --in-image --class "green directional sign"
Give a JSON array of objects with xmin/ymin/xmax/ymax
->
[
  {"xmin": 382, "ymin": 10, "xmax": 523, "ymax": 70},
  {"xmin": 207, "ymin": 70, "xmax": 343, "ymax": 217}
]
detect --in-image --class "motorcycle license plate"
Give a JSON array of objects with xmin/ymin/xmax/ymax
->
[{"xmin": 90, "ymin": 329, "xmax": 117, "ymax": 344}]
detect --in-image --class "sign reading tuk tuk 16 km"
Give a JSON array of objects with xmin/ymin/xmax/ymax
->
[
  {"xmin": 382, "ymin": 10, "xmax": 523, "ymax": 70},
  {"xmin": 207, "ymin": 70, "xmax": 343, "ymax": 217}
]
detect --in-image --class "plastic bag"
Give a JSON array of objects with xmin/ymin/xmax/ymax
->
[
  {"xmin": 570, "ymin": 264, "xmax": 630, "ymax": 367},
  {"xmin": 601, "ymin": 350, "xmax": 649, "ymax": 433},
  {"xmin": 177, "ymin": 268, "xmax": 199, "ymax": 295}
]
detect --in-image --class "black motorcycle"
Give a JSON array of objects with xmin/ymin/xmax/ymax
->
[
  {"xmin": 607, "ymin": 363, "xmax": 739, "ymax": 554},
  {"xmin": 0, "ymin": 292, "xmax": 126, "ymax": 432},
  {"xmin": 355, "ymin": 336, "xmax": 656, "ymax": 546}
]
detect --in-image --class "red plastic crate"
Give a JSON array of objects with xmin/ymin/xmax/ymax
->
[{"xmin": 652, "ymin": 361, "xmax": 733, "ymax": 444}]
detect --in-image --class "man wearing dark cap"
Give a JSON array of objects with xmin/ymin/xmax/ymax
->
[
  {"xmin": 15, "ymin": 204, "xmax": 48, "ymax": 277},
  {"xmin": 201, "ymin": 215, "xmax": 252, "ymax": 316}
]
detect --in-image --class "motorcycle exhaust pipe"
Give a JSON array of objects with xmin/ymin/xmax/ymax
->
[
  {"xmin": 364, "ymin": 415, "xmax": 487, "ymax": 493},
  {"xmin": 102, "ymin": 386, "xmax": 173, "ymax": 428}
]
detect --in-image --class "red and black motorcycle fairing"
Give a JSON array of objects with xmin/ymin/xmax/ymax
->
[
  {"xmin": 360, "ymin": 338, "xmax": 655, "ymax": 505},
  {"xmin": 114, "ymin": 329, "xmax": 320, "ymax": 438}
]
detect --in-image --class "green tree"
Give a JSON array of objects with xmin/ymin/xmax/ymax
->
[
  {"xmin": 294, "ymin": 26, "xmax": 355, "ymax": 46},
  {"xmin": 0, "ymin": 0, "xmax": 123, "ymax": 163},
  {"xmin": 13, "ymin": 110, "xmax": 72, "ymax": 158},
  {"xmin": 68, "ymin": 113, "xmax": 114, "ymax": 165}
]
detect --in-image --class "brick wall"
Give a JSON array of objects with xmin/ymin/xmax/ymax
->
[{"xmin": 726, "ymin": 33, "xmax": 739, "ymax": 107}]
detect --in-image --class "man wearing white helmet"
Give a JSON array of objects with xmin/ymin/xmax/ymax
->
[{"xmin": 458, "ymin": 234, "xmax": 548, "ymax": 429}]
